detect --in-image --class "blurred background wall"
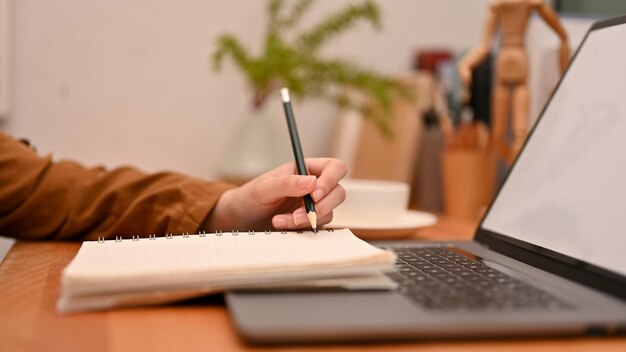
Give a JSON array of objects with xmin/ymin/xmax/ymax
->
[{"xmin": 0, "ymin": 0, "xmax": 593, "ymax": 178}]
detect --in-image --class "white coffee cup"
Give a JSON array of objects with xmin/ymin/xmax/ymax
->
[{"xmin": 333, "ymin": 179, "xmax": 410, "ymax": 226}]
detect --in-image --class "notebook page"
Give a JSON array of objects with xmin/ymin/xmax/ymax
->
[{"xmin": 63, "ymin": 229, "xmax": 394, "ymax": 285}]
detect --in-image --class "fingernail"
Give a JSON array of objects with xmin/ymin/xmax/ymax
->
[
  {"xmin": 273, "ymin": 216, "xmax": 288, "ymax": 228},
  {"xmin": 293, "ymin": 211, "xmax": 308, "ymax": 226},
  {"xmin": 313, "ymin": 188, "xmax": 324, "ymax": 201},
  {"xmin": 297, "ymin": 176, "xmax": 316, "ymax": 189}
]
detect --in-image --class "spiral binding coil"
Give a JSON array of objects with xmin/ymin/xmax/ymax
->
[{"xmin": 94, "ymin": 228, "xmax": 336, "ymax": 243}]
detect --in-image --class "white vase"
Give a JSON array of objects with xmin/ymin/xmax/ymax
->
[{"xmin": 216, "ymin": 108, "xmax": 288, "ymax": 184}]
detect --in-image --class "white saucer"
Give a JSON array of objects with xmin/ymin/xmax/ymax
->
[{"xmin": 328, "ymin": 210, "xmax": 437, "ymax": 239}]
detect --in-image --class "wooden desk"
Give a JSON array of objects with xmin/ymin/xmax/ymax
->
[{"xmin": 1, "ymin": 217, "xmax": 624, "ymax": 352}]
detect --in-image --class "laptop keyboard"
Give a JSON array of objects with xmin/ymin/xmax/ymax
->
[{"xmin": 386, "ymin": 246, "xmax": 572, "ymax": 311}]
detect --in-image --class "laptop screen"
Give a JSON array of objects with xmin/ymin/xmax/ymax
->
[{"xmin": 481, "ymin": 22, "xmax": 626, "ymax": 277}]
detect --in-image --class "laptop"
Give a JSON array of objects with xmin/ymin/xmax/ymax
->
[{"xmin": 226, "ymin": 15, "xmax": 626, "ymax": 343}]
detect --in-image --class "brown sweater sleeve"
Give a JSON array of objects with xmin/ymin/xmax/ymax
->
[{"xmin": 0, "ymin": 132, "xmax": 234, "ymax": 241}]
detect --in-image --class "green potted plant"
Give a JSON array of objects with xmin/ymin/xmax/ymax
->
[{"xmin": 212, "ymin": 0, "xmax": 411, "ymax": 182}]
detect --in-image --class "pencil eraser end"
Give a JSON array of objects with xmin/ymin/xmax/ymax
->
[{"xmin": 280, "ymin": 88, "xmax": 290, "ymax": 102}]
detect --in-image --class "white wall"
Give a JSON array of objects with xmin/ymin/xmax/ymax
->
[{"xmin": 3, "ymin": 0, "xmax": 493, "ymax": 178}]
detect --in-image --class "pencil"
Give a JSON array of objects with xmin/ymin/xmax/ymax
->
[{"xmin": 280, "ymin": 87, "xmax": 318, "ymax": 233}]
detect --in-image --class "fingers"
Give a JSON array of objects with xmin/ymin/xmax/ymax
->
[
  {"xmin": 272, "ymin": 209, "xmax": 334, "ymax": 230},
  {"xmin": 252, "ymin": 174, "xmax": 317, "ymax": 205},
  {"xmin": 267, "ymin": 158, "xmax": 347, "ymax": 203},
  {"xmin": 310, "ymin": 184, "xmax": 346, "ymax": 218},
  {"xmin": 303, "ymin": 158, "xmax": 348, "ymax": 177},
  {"xmin": 261, "ymin": 157, "xmax": 347, "ymax": 230},
  {"xmin": 305, "ymin": 159, "xmax": 348, "ymax": 202},
  {"xmin": 271, "ymin": 184, "xmax": 346, "ymax": 230},
  {"xmin": 271, "ymin": 158, "xmax": 347, "ymax": 178}
]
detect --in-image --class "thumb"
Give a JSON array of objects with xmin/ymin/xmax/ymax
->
[{"xmin": 252, "ymin": 175, "xmax": 316, "ymax": 205}]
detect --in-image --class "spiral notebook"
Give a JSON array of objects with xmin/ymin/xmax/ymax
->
[{"xmin": 57, "ymin": 229, "xmax": 396, "ymax": 313}]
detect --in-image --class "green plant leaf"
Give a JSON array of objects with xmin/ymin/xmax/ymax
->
[
  {"xmin": 211, "ymin": 0, "xmax": 414, "ymax": 136},
  {"xmin": 282, "ymin": 0, "xmax": 314, "ymax": 28},
  {"xmin": 296, "ymin": 0, "xmax": 381, "ymax": 53},
  {"xmin": 212, "ymin": 34, "xmax": 252, "ymax": 72}
]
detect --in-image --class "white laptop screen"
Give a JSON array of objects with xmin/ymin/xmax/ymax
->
[{"xmin": 482, "ymin": 23, "xmax": 626, "ymax": 277}]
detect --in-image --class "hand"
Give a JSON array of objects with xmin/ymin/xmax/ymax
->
[{"xmin": 203, "ymin": 158, "xmax": 348, "ymax": 231}]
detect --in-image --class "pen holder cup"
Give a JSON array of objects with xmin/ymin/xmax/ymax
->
[{"xmin": 441, "ymin": 148, "xmax": 497, "ymax": 220}]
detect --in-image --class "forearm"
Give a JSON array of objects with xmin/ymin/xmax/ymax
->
[{"xmin": 0, "ymin": 133, "xmax": 234, "ymax": 241}]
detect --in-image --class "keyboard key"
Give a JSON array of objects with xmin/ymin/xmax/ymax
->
[{"xmin": 386, "ymin": 246, "xmax": 571, "ymax": 312}]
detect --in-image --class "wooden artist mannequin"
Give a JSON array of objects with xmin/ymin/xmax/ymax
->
[{"xmin": 458, "ymin": 0, "xmax": 570, "ymax": 165}]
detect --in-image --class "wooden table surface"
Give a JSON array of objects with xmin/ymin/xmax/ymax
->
[{"xmin": 1, "ymin": 216, "xmax": 625, "ymax": 352}]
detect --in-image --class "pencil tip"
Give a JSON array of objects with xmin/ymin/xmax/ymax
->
[{"xmin": 306, "ymin": 211, "xmax": 317, "ymax": 234}]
